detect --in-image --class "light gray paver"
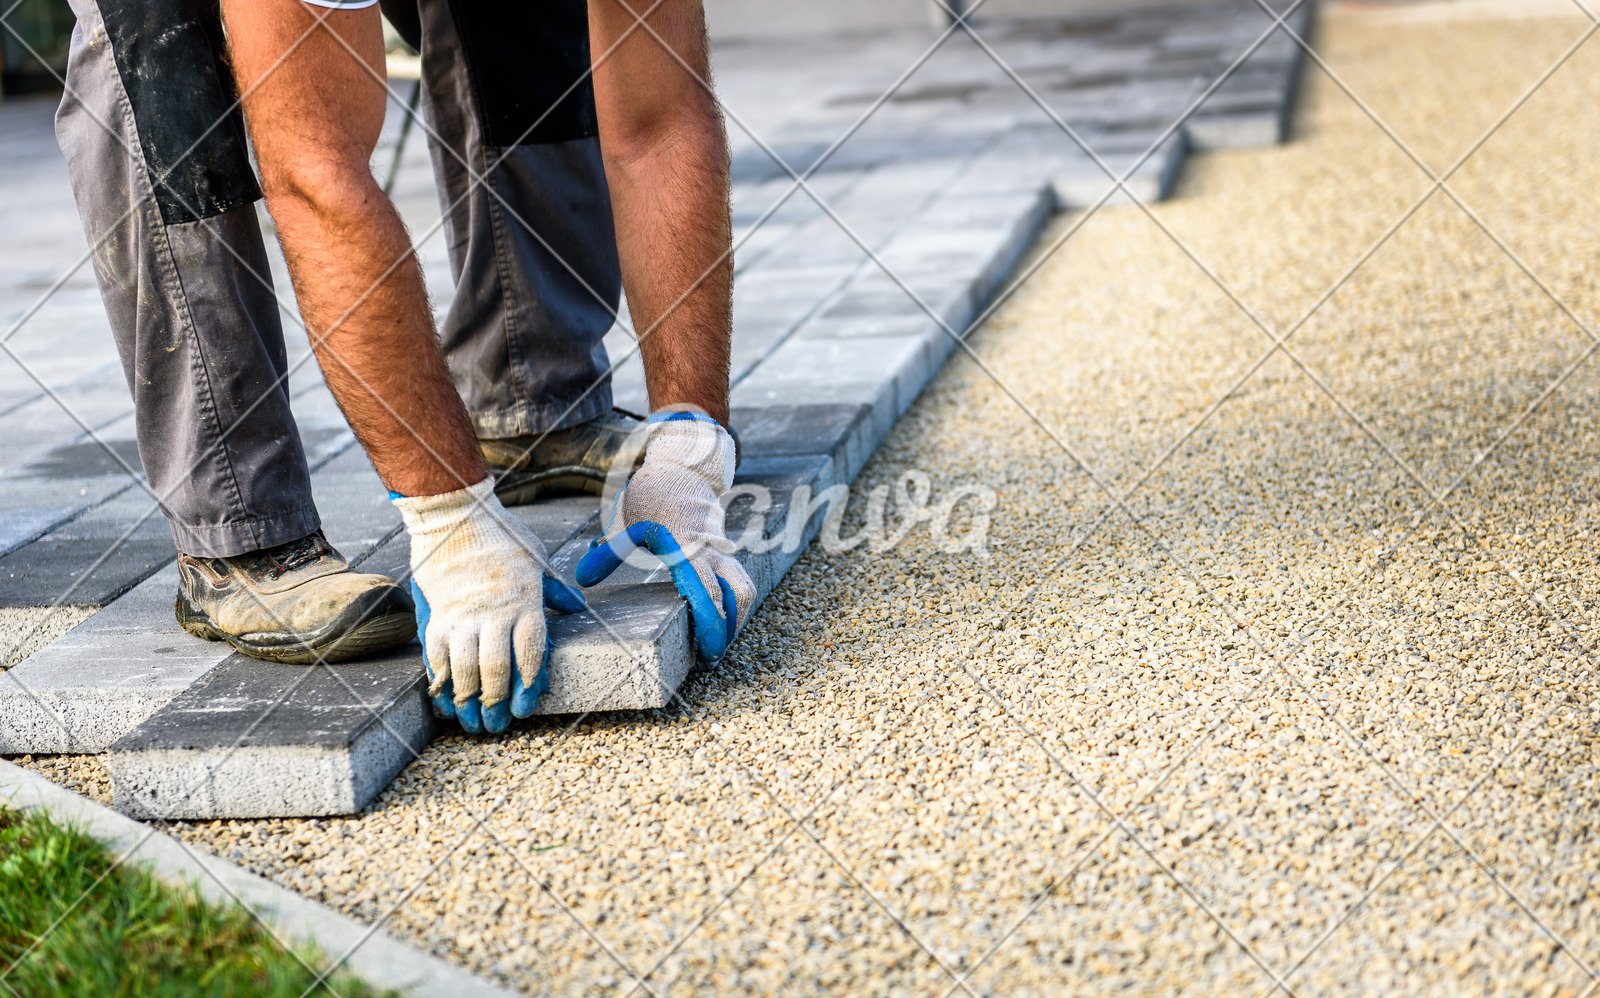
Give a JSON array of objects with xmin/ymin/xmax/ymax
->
[
  {"xmin": 3, "ymin": 2, "xmax": 1313, "ymax": 817},
  {"xmin": 106, "ymin": 459, "xmax": 833, "ymax": 818},
  {"xmin": 1049, "ymin": 131, "xmax": 1192, "ymax": 208},
  {"xmin": 106, "ymin": 658, "xmax": 436, "ymax": 820},
  {"xmin": 0, "ymin": 444, "xmax": 387, "ymax": 754},
  {"xmin": 0, "ymin": 567, "xmax": 204, "ymax": 754}
]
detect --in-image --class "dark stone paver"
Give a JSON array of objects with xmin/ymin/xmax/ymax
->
[{"xmin": 2, "ymin": 1, "xmax": 1315, "ymax": 816}]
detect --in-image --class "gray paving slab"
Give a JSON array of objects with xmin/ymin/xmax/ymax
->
[
  {"xmin": 0, "ymin": 502, "xmax": 86, "ymax": 560},
  {"xmin": 733, "ymin": 335, "xmax": 930, "ymax": 433},
  {"xmin": 0, "ymin": 486, "xmax": 176, "ymax": 607},
  {"xmin": 107, "ymin": 462, "xmax": 832, "ymax": 818},
  {"xmin": 1, "ymin": 433, "xmax": 141, "ymax": 496},
  {"xmin": 107, "ymin": 653, "xmax": 435, "ymax": 820},
  {"xmin": 0, "ymin": 446, "xmax": 397, "ymax": 755},
  {"xmin": 0, "ymin": 384, "xmax": 140, "ymax": 464},
  {"xmin": 1, "ymin": 2, "xmax": 1313, "ymax": 820},
  {"xmin": 799, "ymin": 307, "xmax": 934, "ymax": 343},
  {"xmin": 103, "ymin": 498, "xmax": 597, "ymax": 818},
  {"xmin": 727, "ymin": 265, "xmax": 854, "ymax": 377},
  {"xmin": 0, "ymin": 387, "xmax": 352, "ymax": 565},
  {"xmin": 0, "ymin": 566, "xmax": 217, "ymax": 754},
  {"xmin": 1050, "ymin": 131, "xmax": 1190, "ymax": 208},
  {"xmin": 541, "ymin": 451, "xmax": 837, "ymax": 709},
  {"xmin": 803, "ymin": 269, "xmax": 966, "ymax": 348},
  {"xmin": 0, "ymin": 425, "xmax": 363, "ymax": 595},
  {"xmin": 731, "ymin": 402, "xmax": 871, "ymax": 465},
  {"xmin": 1187, "ymin": 59, "xmax": 1306, "ymax": 150},
  {"xmin": 0, "ymin": 361, "xmax": 124, "ymax": 423},
  {"xmin": 1187, "ymin": 105, "xmax": 1288, "ymax": 150}
]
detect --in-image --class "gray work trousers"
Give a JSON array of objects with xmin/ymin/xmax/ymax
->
[{"xmin": 54, "ymin": 0, "xmax": 622, "ymax": 558}]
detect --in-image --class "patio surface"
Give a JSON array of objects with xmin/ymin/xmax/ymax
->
[
  {"xmin": 10, "ymin": 0, "xmax": 1600, "ymax": 993},
  {"xmin": 0, "ymin": 0, "xmax": 1304, "ymax": 818}
]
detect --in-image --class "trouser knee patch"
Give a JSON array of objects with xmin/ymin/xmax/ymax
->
[
  {"xmin": 446, "ymin": 0, "xmax": 600, "ymax": 147},
  {"xmin": 99, "ymin": 0, "xmax": 261, "ymax": 224}
]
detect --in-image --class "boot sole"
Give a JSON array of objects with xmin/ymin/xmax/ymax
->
[{"xmin": 176, "ymin": 590, "xmax": 417, "ymax": 665}]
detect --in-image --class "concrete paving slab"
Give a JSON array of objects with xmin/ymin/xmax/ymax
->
[
  {"xmin": 734, "ymin": 336, "xmax": 922, "ymax": 411},
  {"xmin": 0, "ymin": 501, "xmax": 90, "ymax": 560},
  {"xmin": 2, "ymin": 1, "xmax": 1312, "ymax": 824},
  {"xmin": 0, "ymin": 487, "xmax": 176, "ymax": 608},
  {"xmin": 0, "ymin": 397, "xmax": 353, "ymax": 567},
  {"xmin": 106, "ymin": 654, "xmax": 434, "ymax": 820},
  {"xmin": 731, "ymin": 403, "xmax": 871, "ymax": 462},
  {"xmin": 0, "ymin": 446, "xmax": 438, "ymax": 757},
  {"xmin": 1187, "ymin": 106, "xmax": 1288, "ymax": 150},
  {"xmin": 541, "ymin": 451, "xmax": 836, "ymax": 710},
  {"xmin": 1049, "ymin": 131, "xmax": 1190, "ymax": 208},
  {"xmin": 107, "ymin": 459, "xmax": 835, "ymax": 817},
  {"xmin": 0, "ymin": 567, "xmax": 216, "ymax": 754}
]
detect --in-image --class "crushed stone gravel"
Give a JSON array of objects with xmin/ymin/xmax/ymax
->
[{"xmin": 25, "ymin": 2, "xmax": 1600, "ymax": 992}]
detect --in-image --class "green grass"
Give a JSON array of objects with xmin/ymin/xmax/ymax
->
[{"xmin": 0, "ymin": 808, "xmax": 388, "ymax": 997}]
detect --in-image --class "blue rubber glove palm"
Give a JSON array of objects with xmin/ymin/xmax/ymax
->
[{"xmin": 575, "ymin": 412, "xmax": 755, "ymax": 660}]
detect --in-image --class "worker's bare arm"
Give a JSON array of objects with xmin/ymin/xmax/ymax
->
[
  {"xmin": 588, "ymin": 0, "xmax": 733, "ymax": 425},
  {"xmin": 220, "ymin": 0, "xmax": 484, "ymax": 498},
  {"xmin": 575, "ymin": 1, "xmax": 755, "ymax": 655},
  {"xmin": 221, "ymin": 0, "xmax": 569, "ymax": 734}
]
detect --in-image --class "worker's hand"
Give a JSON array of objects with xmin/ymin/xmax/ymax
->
[
  {"xmin": 575, "ymin": 411, "xmax": 756, "ymax": 660},
  {"xmin": 392, "ymin": 478, "xmax": 586, "ymax": 735}
]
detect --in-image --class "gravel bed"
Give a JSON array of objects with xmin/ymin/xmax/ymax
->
[{"xmin": 28, "ymin": 3, "xmax": 1600, "ymax": 992}]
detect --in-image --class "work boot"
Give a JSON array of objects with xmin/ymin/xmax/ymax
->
[
  {"xmin": 175, "ymin": 530, "xmax": 415, "ymax": 664},
  {"xmin": 480, "ymin": 407, "xmax": 645, "ymax": 506}
]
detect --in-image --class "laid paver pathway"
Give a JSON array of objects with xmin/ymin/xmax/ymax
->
[{"xmin": 2, "ymin": 3, "xmax": 1310, "ymax": 817}]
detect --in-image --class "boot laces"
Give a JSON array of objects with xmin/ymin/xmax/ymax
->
[{"xmin": 267, "ymin": 533, "xmax": 328, "ymax": 578}]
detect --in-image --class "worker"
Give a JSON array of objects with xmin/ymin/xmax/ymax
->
[{"xmin": 53, "ymin": 0, "xmax": 752, "ymax": 733}]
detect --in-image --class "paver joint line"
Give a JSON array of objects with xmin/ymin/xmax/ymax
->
[
  {"xmin": 5, "ymin": 2, "xmax": 1311, "ymax": 822},
  {"xmin": 1, "ymin": 16, "xmax": 1341, "ymax": 993}
]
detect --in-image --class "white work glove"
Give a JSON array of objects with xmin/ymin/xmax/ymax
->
[
  {"xmin": 393, "ymin": 476, "xmax": 585, "ymax": 734},
  {"xmin": 575, "ymin": 411, "xmax": 756, "ymax": 660}
]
